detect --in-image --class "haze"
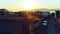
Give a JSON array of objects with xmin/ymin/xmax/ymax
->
[{"xmin": 0, "ymin": 0, "xmax": 60, "ymax": 11}]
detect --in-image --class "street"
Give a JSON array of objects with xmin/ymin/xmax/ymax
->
[{"xmin": 0, "ymin": 14, "xmax": 60, "ymax": 34}]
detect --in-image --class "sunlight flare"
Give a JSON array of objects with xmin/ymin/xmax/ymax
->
[{"xmin": 21, "ymin": 0, "xmax": 37, "ymax": 10}]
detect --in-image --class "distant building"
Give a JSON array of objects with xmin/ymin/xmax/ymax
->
[
  {"xmin": 7, "ymin": 12, "xmax": 15, "ymax": 16},
  {"xmin": 14, "ymin": 12, "xmax": 27, "ymax": 17},
  {"xmin": 32, "ymin": 11, "xmax": 50, "ymax": 18},
  {"xmin": 31, "ymin": 11, "xmax": 40, "ymax": 17},
  {"xmin": 40, "ymin": 11, "xmax": 50, "ymax": 17},
  {"xmin": 56, "ymin": 10, "xmax": 60, "ymax": 28},
  {"xmin": 56, "ymin": 10, "xmax": 60, "ymax": 18}
]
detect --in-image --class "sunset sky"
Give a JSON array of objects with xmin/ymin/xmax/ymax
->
[{"xmin": 0, "ymin": 0, "xmax": 60, "ymax": 11}]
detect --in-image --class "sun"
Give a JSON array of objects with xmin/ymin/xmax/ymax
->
[{"xmin": 21, "ymin": 0, "xmax": 37, "ymax": 10}]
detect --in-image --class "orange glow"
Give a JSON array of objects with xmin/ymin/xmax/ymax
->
[{"xmin": 27, "ymin": 15, "xmax": 34, "ymax": 20}]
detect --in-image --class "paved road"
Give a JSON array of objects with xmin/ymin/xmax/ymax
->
[
  {"xmin": 42, "ymin": 14, "xmax": 59, "ymax": 34},
  {"xmin": 47, "ymin": 15, "xmax": 59, "ymax": 34},
  {"xmin": 33, "ymin": 14, "xmax": 59, "ymax": 34}
]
